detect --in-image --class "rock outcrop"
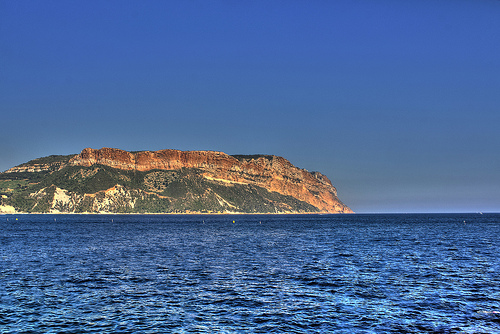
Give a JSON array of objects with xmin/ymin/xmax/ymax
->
[
  {"xmin": 5, "ymin": 155, "xmax": 72, "ymax": 174},
  {"xmin": 67, "ymin": 148, "xmax": 352, "ymax": 213},
  {"xmin": 0, "ymin": 147, "xmax": 352, "ymax": 214}
]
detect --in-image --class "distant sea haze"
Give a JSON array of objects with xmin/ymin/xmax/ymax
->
[{"xmin": 1, "ymin": 213, "xmax": 499, "ymax": 332}]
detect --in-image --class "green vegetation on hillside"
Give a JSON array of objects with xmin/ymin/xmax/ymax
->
[{"xmin": 1, "ymin": 163, "xmax": 320, "ymax": 214}]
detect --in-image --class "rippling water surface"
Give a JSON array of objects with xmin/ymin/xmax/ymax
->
[{"xmin": 1, "ymin": 214, "xmax": 499, "ymax": 333}]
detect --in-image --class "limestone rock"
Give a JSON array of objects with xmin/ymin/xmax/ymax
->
[{"xmin": 67, "ymin": 148, "xmax": 352, "ymax": 213}]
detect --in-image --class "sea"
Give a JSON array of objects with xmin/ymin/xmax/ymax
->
[{"xmin": 1, "ymin": 213, "xmax": 499, "ymax": 333}]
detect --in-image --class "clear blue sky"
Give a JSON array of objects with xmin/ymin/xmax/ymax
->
[{"xmin": 1, "ymin": 0, "xmax": 499, "ymax": 213}]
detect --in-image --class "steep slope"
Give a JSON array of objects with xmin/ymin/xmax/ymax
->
[{"xmin": 0, "ymin": 148, "xmax": 353, "ymax": 214}]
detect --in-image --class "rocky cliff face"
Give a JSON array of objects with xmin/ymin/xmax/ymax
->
[
  {"xmin": 67, "ymin": 148, "xmax": 352, "ymax": 213},
  {"xmin": 5, "ymin": 155, "xmax": 72, "ymax": 174}
]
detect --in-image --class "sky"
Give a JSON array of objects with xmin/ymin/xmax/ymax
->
[{"xmin": 1, "ymin": 0, "xmax": 499, "ymax": 213}]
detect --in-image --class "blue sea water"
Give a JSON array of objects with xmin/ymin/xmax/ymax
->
[{"xmin": 0, "ymin": 213, "xmax": 499, "ymax": 333}]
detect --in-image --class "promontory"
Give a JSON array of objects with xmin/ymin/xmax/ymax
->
[{"xmin": 0, "ymin": 148, "xmax": 353, "ymax": 214}]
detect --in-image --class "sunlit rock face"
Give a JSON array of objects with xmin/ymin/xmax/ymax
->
[{"xmin": 68, "ymin": 147, "xmax": 352, "ymax": 213}]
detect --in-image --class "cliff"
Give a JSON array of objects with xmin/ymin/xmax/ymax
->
[{"xmin": 0, "ymin": 148, "xmax": 352, "ymax": 214}]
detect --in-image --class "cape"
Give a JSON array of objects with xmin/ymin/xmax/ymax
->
[{"xmin": 0, "ymin": 147, "xmax": 353, "ymax": 214}]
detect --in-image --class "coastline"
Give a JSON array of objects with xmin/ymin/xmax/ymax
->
[{"xmin": 0, "ymin": 211, "xmax": 352, "ymax": 215}]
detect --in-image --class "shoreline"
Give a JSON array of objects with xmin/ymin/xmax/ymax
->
[{"xmin": 0, "ymin": 211, "xmax": 350, "ymax": 215}]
